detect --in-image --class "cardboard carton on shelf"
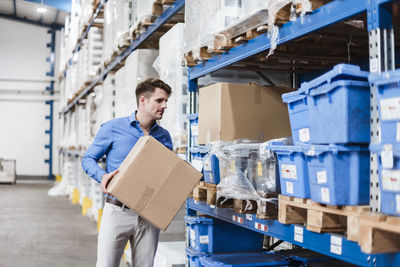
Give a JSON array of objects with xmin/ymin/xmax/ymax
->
[{"xmin": 198, "ymin": 82, "xmax": 292, "ymax": 144}]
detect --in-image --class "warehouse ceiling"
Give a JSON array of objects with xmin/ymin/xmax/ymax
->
[{"xmin": 0, "ymin": 0, "xmax": 69, "ymax": 29}]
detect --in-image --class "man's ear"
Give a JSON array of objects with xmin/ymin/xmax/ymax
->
[{"xmin": 139, "ymin": 95, "xmax": 146, "ymax": 105}]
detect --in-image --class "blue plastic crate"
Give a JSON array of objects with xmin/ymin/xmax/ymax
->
[
  {"xmin": 188, "ymin": 113, "xmax": 199, "ymax": 148},
  {"xmin": 308, "ymin": 80, "xmax": 370, "ymax": 144},
  {"xmin": 370, "ymin": 144, "xmax": 400, "ymax": 216},
  {"xmin": 283, "ymin": 64, "xmax": 369, "ymax": 145},
  {"xmin": 203, "ymin": 154, "xmax": 221, "ymax": 184},
  {"xmin": 303, "ymin": 144, "xmax": 370, "ymax": 205},
  {"xmin": 266, "ymin": 144, "xmax": 310, "ymax": 198},
  {"xmin": 300, "ymin": 64, "xmax": 369, "ymax": 93},
  {"xmin": 199, "ymin": 251, "xmax": 290, "ymax": 267},
  {"xmin": 282, "ymin": 90, "xmax": 310, "ymax": 144},
  {"xmin": 369, "ymin": 70, "xmax": 400, "ymax": 144},
  {"xmin": 185, "ymin": 216, "xmax": 263, "ymax": 253},
  {"xmin": 186, "ymin": 247, "xmax": 209, "ymax": 267}
]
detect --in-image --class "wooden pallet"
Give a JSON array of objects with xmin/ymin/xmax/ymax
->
[
  {"xmin": 358, "ymin": 212, "xmax": 400, "ymax": 254},
  {"xmin": 278, "ymin": 195, "xmax": 369, "ymax": 240},
  {"xmin": 193, "ymin": 182, "xmax": 217, "ymax": 205},
  {"xmin": 216, "ymin": 193, "xmax": 279, "ymax": 220}
]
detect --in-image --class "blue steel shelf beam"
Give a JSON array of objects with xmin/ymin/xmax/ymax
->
[
  {"xmin": 188, "ymin": 0, "xmax": 369, "ymax": 85},
  {"xmin": 61, "ymin": 0, "xmax": 185, "ymax": 115},
  {"xmin": 44, "ymin": 29, "xmax": 56, "ymax": 180},
  {"xmin": 187, "ymin": 198, "xmax": 400, "ymax": 266},
  {"xmin": 61, "ymin": 0, "xmax": 106, "ymax": 79}
]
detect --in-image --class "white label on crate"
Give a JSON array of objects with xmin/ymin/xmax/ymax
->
[
  {"xmin": 204, "ymin": 158, "xmax": 212, "ymax": 171},
  {"xmin": 370, "ymin": 58, "xmax": 379, "ymax": 73},
  {"xmin": 380, "ymin": 97, "xmax": 400, "ymax": 120},
  {"xmin": 321, "ymin": 187, "xmax": 330, "ymax": 203},
  {"xmin": 286, "ymin": 181, "xmax": 294, "ymax": 194},
  {"xmin": 281, "ymin": 164, "xmax": 297, "ymax": 179},
  {"xmin": 397, "ymin": 195, "xmax": 400, "ymax": 213},
  {"xmin": 294, "ymin": 226, "xmax": 303, "ymax": 243},
  {"xmin": 191, "ymin": 160, "xmax": 203, "ymax": 172},
  {"xmin": 190, "ymin": 229, "xmax": 196, "ymax": 240},
  {"xmin": 246, "ymin": 214, "xmax": 253, "ymax": 221},
  {"xmin": 199, "ymin": 235, "xmax": 209, "ymax": 244},
  {"xmin": 397, "ymin": 123, "xmax": 400, "ymax": 142},
  {"xmin": 381, "ymin": 169, "xmax": 400, "ymax": 192},
  {"xmin": 381, "ymin": 148, "xmax": 394, "ymax": 169},
  {"xmin": 209, "ymin": 205, "xmax": 216, "ymax": 209},
  {"xmin": 330, "ymin": 236, "xmax": 342, "ymax": 255},
  {"xmin": 317, "ymin": 170, "xmax": 327, "ymax": 184},
  {"xmin": 299, "ymin": 128, "xmax": 310, "ymax": 142},
  {"xmin": 194, "ymin": 200, "xmax": 199, "ymax": 204},
  {"xmin": 191, "ymin": 125, "xmax": 199, "ymax": 136}
]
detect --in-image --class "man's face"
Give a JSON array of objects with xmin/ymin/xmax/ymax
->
[{"xmin": 140, "ymin": 87, "xmax": 169, "ymax": 120}]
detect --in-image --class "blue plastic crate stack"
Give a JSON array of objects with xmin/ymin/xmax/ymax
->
[
  {"xmin": 187, "ymin": 113, "xmax": 209, "ymax": 172},
  {"xmin": 369, "ymin": 70, "xmax": 400, "ymax": 216},
  {"xmin": 267, "ymin": 64, "xmax": 371, "ymax": 206}
]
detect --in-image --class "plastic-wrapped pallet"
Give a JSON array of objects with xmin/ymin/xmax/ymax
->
[
  {"xmin": 100, "ymin": 74, "xmax": 116, "ymax": 124},
  {"xmin": 0, "ymin": 159, "xmax": 16, "ymax": 184},
  {"xmin": 114, "ymin": 49, "xmax": 158, "ymax": 118},
  {"xmin": 114, "ymin": 0, "xmax": 132, "ymax": 50},
  {"xmin": 87, "ymin": 27, "xmax": 103, "ymax": 80},
  {"xmin": 211, "ymin": 139, "xmax": 287, "ymax": 215},
  {"xmin": 103, "ymin": 0, "xmax": 115, "ymax": 62},
  {"xmin": 155, "ymin": 23, "xmax": 188, "ymax": 149},
  {"xmin": 184, "ymin": 0, "xmax": 242, "ymax": 57},
  {"xmin": 135, "ymin": 0, "xmax": 165, "ymax": 27}
]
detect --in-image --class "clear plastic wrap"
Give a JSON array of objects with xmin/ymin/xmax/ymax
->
[{"xmin": 210, "ymin": 139, "xmax": 290, "ymax": 214}]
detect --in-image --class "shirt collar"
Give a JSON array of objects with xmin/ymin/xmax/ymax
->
[{"xmin": 129, "ymin": 110, "xmax": 159, "ymax": 130}]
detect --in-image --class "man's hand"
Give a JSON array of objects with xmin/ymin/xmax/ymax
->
[{"xmin": 100, "ymin": 169, "xmax": 119, "ymax": 196}]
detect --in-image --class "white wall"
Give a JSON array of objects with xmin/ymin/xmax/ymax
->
[{"xmin": 0, "ymin": 18, "xmax": 60, "ymax": 177}]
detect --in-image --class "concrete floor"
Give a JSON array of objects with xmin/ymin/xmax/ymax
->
[{"xmin": 0, "ymin": 179, "xmax": 185, "ymax": 267}]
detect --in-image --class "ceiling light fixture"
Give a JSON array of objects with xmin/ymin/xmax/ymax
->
[{"xmin": 36, "ymin": 0, "xmax": 47, "ymax": 13}]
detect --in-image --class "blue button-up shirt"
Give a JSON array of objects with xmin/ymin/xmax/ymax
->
[{"xmin": 81, "ymin": 111, "xmax": 173, "ymax": 183}]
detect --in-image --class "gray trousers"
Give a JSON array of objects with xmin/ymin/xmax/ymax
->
[{"xmin": 96, "ymin": 203, "xmax": 160, "ymax": 267}]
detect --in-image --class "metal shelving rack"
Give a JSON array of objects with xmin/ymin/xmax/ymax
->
[
  {"xmin": 59, "ymin": 0, "xmax": 106, "ymax": 81},
  {"xmin": 60, "ymin": 0, "xmax": 185, "ymax": 115},
  {"xmin": 186, "ymin": 0, "xmax": 400, "ymax": 266}
]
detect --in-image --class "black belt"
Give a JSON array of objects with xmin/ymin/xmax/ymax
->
[{"xmin": 106, "ymin": 197, "xmax": 129, "ymax": 209}]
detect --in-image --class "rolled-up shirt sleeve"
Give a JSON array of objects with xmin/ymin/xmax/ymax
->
[{"xmin": 81, "ymin": 122, "xmax": 112, "ymax": 183}]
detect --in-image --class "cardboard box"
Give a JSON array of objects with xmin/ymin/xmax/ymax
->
[
  {"xmin": 107, "ymin": 136, "xmax": 202, "ymax": 230},
  {"xmin": 198, "ymin": 82, "xmax": 292, "ymax": 144}
]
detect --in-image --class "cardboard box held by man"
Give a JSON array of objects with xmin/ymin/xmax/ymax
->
[{"xmin": 107, "ymin": 135, "xmax": 202, "ymax": 230}]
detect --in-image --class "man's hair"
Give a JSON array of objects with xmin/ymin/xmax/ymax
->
[{"xmin": 135, "ymin": 78, "xmax": 172, "ymax": 106}]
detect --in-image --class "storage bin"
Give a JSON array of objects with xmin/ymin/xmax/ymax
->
[
  {"xmin": 308, "ymin": 80, "xmax": 370, "ymax": 144},
  {"xmin": 266, "ymin": 144, "xmax": 310, "ymax": 198},
  {"xmin": 188, "ymin": 113, "xmax": 199, "ymax": 148},
  {"xmin": 282, "ymin": 90, "xmax": 310, "ymax": 144},
  {"xmin": 369, "ymin": 69, "xmax": 400, "ymax": 144},
  {"xmin": 370, "ymin": 143, "xmax": 400, "ymax": 216},
  {"xmin": 303, "ymin": 144, "xmax": 370, "ymax": 205},
  {"xmin": 199, "ymin": 251, "xmax": 290, "ymax": 267},
  {"xmin": 203, "ymin": 153, "xmax": 221, "ymax": 184},
  {"xmin": 185, "ymin": 216, "xmax": 263, "ymax": 253},
  {"xmin": 186, "ymin": 247, "xmax": 209, "ymax": 267},
  {"xmin": 300, "ymin": 64, "xmax": 369, "ymax": 93},
  {"xmin": 283, "ymin": 64, "xmax": 369, "ymax": 145}
]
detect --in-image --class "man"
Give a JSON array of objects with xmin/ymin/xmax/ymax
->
[{"xmin": 82, "ymin": 78, "xmax": 173, "ymax": 267}]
